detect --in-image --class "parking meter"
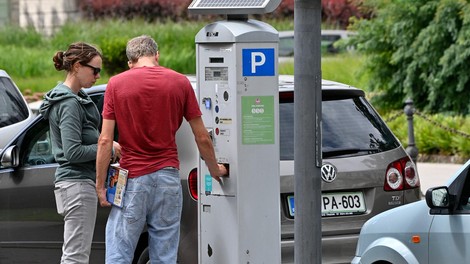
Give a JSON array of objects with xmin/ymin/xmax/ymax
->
[{"xmin": 195, "ymin": 19, "xmax": 281, "ymax": 263}]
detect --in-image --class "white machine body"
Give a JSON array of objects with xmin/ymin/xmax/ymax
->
[{"xmin": 196, "ymin": 19, "xmax": 281, "ymax": 264}]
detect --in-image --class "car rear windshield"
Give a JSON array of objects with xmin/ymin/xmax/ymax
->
[
  {"xmin": 280, "ymin": 95, "xmax": 400, "ymax": 160},
  {"xmin": 0, "ymin": 77, "xmax": 29, "ymax": 128}
]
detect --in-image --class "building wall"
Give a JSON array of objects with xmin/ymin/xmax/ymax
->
[
  {"xmin": 0, "ymin": 0, "xmax": 10, "ymax": 26},
  {"xmin": 4, "ymin": 0, "xmax": 80, "ymax": 35}
]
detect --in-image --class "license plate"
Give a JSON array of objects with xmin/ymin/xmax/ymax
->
[{"xmin": 287, "ymin": 192, "xmax": 366, "ymax": 217}]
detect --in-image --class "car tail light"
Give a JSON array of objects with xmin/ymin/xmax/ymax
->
[
  {"xmin": 404, "ymin": 160, "xmax": 420, "ymax": 188},
  {"xmin": 384, "ymin": 157, "xmax": 420, "ymax": 191},
  {"xmin": 188, "ymin": 168, "xmax": 198, "ymax": 200},
  {"xmin": 385, "ymin": 167, "xmax": 402, "ymax": 190}
]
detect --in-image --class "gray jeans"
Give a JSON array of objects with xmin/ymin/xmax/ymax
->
[{"xmin": 54, "ymin": 180, "xmax": 98, "ymax": 264}]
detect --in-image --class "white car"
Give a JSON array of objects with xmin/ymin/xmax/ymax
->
[
  {"xmin": 352, "ymin": 159, "xmax": 470, "ymax": 264},
  {"xmin": 279, "ymin": 29, "xmax": 356, "ymax": 59},
  {"xmin": 0, "ymin": 69, "xmax": 34, "ymax": 151}
]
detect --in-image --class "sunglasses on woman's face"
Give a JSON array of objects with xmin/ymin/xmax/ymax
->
[{"xmin": 80, "ymin": 63, "xmax": 101, "ymax": 75}]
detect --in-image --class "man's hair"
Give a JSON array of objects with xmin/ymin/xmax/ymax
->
[{"xmin": 126, "ymin": 35, "xmax": 159, "ymax": 63}]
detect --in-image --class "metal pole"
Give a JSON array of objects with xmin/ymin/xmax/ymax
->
[
  {"xmin": 294, "ymin": 0, "xmax": 322, "ymax": 263},
  {"xmin": 404, "ymin": 98, "xmax": 418, "ymax": 164}
]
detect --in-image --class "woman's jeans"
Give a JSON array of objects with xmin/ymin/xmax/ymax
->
[
  {"xmin": 105, "ymin": 167, "xmax": 182, "ymax": 264},
  {"xmin": 54, "ymin": 179, "xmax": 97, "ymax": 264}
]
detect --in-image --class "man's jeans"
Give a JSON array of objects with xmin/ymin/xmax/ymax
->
[
  {"xmin": 105, "ymin": 167, "xmax": 182, "ymax": 264},
  {"xmin": 54, "ymin": 180, "xmax": 97, "ymax": 264}
]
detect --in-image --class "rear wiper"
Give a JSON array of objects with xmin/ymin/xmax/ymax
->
[{"xmin": 322, "ymin": 148, "xmax": 379, "ymax": 158}]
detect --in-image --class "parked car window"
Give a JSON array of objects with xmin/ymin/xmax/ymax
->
[
  {"xmin": 321, "ymin": 35, "xmax": 341, "ymax": 42},
  {"xmin": 91, "ymin": 93, "xmax": 104, "ymax": 114},
  {"xmin": 0, "ymin": 77, "xmax": 29, "ymax": 128},
  {"xmin": 87, "ymin": 91, "xmax": 119, "ymax": 141},
  {"xmin": 280, "ymin": 96, "xmax": 399, "ymax": 160},
  {"xmin": 279, "ymin": 37, "xmax": 294, "ymax": 57},
  {"xmin": 22, "ymin": 120, "xmax": 55, "ymax": 166},
  {"xmin": 278, "ymin": 30, "xmax": 357, "ymax": 57}
]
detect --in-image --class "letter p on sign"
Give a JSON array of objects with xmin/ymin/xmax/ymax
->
[
  {"xmin": 242, "ymin": 48, "xmax": 275, "ymax": 76},
  {"xmin": 251, "ymin": 52, "xmax": 266, "ymax": 73}
]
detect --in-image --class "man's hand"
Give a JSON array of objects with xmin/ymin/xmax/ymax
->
[
  {"xmin": 189, "ymin": 117, "xmax": 229, "ymax": 183},
  {"xmin": 96, "ymin": 187, "xmax": 112, "ymax": 207},
  {"xmin": 211, "ymin": 163, "xmax": 228, "ymax": 183},
  {"xmin": 111, "ymin": 141, "xmax": 122, "ymax": 163}
]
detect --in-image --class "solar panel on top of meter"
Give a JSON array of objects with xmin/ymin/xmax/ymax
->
[{"xmin": 192, "ymin": 0, "xmax": 267, "ymax": 7}]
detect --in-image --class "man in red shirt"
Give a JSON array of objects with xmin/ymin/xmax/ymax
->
[{"xmin": 96, "ymin": 35, "xmax": 227, "ymax": 264}]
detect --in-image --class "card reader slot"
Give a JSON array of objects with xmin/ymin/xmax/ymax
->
[{"xmin": 222, "ymin": 163, "xmax": 229, "ymax": 176}]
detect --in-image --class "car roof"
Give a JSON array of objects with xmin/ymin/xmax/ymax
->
[
  {"xmin": 0, "ymin": 69, "xmax": 9, "ymax": 78},
  {"xmin": 85, "ymin": 84, "xmax": 106, "ymax": 94},
  {"xmin": 278, "ymin": 75, "xmax": 364, "ymax": 97}
]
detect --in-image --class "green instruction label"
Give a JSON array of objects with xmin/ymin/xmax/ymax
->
[{"xmin": 241, "ymin": 96, "xmax": 275, "ymax": 145}]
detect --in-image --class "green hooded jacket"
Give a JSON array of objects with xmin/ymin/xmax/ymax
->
[{"xmin": 39, "ymin": 83, "xmax": 100, "ymax": 183}]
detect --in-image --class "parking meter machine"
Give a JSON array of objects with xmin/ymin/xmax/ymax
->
[{"xmin": 194, "ymin": 19, "xmax": 281, "ymax": 264}]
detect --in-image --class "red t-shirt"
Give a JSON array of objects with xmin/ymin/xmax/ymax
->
[{"xmin": 102, "ymin": 66, "xmax": 201, "ymax": 178}]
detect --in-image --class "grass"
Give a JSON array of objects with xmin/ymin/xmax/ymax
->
[
  {"xmin": 16, "ymin": 54, "xmax": 367, "ymax": 94},
  {"xmin": 2, "ymin": 18, "xmax": 366, "ymax": 92},
  {"xmin": 279, "ymin": 53, "xmax": 368, "ymax": 90},
  {"xmin": 2, "ymin": 19, "xmax": 209, "ymax": 93}
]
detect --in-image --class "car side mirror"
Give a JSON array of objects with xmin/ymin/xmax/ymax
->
[
  {"xmin": 0, "ymin": 145, "xmax": 19, "ymax": 168},
  {"xmin": 425, "ymin": 186, "xmax": 452, "ymax": 209}
]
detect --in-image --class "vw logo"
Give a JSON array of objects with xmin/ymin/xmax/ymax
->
[{"xmin": 321, "ymin": 163, "xmax": 337, "ymax": 183}]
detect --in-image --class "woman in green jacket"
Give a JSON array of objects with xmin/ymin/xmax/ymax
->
[{"xmin": 39, "ymin": 42, "xmax": 120, "ymax": 264}]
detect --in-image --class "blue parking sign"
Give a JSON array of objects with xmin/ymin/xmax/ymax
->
[{"xmin": 242, "ymin": 48, "xmax": 275, "ymax": 76}]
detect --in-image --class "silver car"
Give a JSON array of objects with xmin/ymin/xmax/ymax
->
[
  {"xmin": 0, "ymin": 75, "xmax": 420, "ymax": 263},
  {"xmin": 0, "ymin": 69, "xmax": 34, "ymax": 151},
  {"xmin": 279, "ymin": 30, "xmax": 356, "ymax": 58},
  {"xmin": 352, "ymin": 159, "xmax": 470, "ymax": 264}
]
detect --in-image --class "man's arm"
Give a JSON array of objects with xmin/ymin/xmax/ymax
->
[
  {"xmin": 188, "ymin": 116, "xmax": 227, "ymax": 181},
  {"xmin": 96, "ymin": 118, "xmax": 116, "ymax": 207}
]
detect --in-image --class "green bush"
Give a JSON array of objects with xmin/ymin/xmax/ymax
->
[
  {"xmin": 100, "ymin": 37, "xmax": 129, "ymax": 75},
  {"xmin": 350, "ymin": 0, "xmax": 470, "ymax": 115},
  {"xmin": 384, "ymin": 111, "xmax": 470, "ymax": 160}
]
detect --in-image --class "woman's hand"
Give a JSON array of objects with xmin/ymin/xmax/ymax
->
[{"xmin": 111, "ymin": 141, "xmax": 122, "ymax": 163}]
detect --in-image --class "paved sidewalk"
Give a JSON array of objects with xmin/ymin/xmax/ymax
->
[{"xmin": 417, "ymin": 162, "xmax": 465, "ymax": 195}]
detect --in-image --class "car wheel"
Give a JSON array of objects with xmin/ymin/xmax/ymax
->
[{"xmin": 136, "ymin": 247, "xmax": 149, "ymax": 264}]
